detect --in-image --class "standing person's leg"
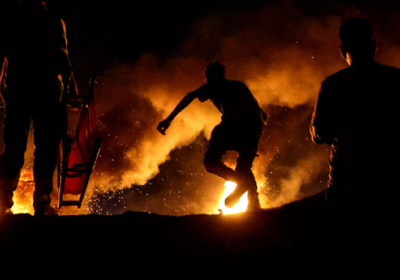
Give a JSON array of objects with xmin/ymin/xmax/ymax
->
[
  {"xmin": 0, "ymin": 86, "xmax": 31, "ymax": 214},
  {"xmin": 327, "ymin": 183, "xmax": 356, "ymax": 280},
  {"xmin": 31, "ymin": 84, "xmax": 63, "ymax": 215}
]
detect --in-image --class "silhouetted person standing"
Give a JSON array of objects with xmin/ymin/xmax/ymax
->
[
  {"xmin": 0, "ymin": 0, "xmax": 76, "ymax": 215},
  {"xmin": 157, "ymin": 62, "xmax": 266, "ymax": 211},
  {"xmin": 310, "ymin": 18, "xmax": 400, "ymax": 279}
]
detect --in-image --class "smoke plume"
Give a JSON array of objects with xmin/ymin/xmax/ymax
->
[{"xmin": 79, "ymin": 1, "xmax": 351, "ymax": 215}]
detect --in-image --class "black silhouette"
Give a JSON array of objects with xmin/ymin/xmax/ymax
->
[
  {"xmin": 0, "ymin": 0, "xmax": 77, "ymax": 216},
  {"xmin": 310, "ymin": 17, "xmax": 400, "ymax": 279},
  {"xmin": 157, "ymin": 62, "xmax": 266, "ymax": 211}
]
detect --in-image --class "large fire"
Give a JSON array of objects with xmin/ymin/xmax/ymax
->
[
  {"xmin": 10, "ymin": 164, "xmax": 253, "ymax": 215},
  {"xmin": 11, "ymin": 172, "xmax": 250, "ymax": 216},
  {"xmin": 11, "ymin": 168, "xmax": 34, "ymax": 215},
  {"xmin": 217, "ymin": 181, "xmax": 248, "ymax": 215},
  {"xmin": 4, "ymin": 2, "xmax": 369, "ymax": 216}
]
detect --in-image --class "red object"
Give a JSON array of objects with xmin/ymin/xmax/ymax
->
[
  {"xmin": 63, "ymin": 94, "xmax": 98, "ymax": 195},
  {"xmin": 58, "ymin": 71, "xmax": 102, "ymax": 208}
]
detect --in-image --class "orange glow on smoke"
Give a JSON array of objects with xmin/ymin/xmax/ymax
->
[
  {"xmin": 218, "ymin": 181, "xmax": 248, "ymax": 215},
  {"xmin": 11, "ymin": 169, "xmax": 34, "ymax": 215}
]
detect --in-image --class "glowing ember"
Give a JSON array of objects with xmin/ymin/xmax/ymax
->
[
  {"xmin": 11, "ymin": 168, "xmax": 34, "ymax": 215},
  {"xmin": 218, "ymin": 181, "xmax": 248, "ymax": 215}
]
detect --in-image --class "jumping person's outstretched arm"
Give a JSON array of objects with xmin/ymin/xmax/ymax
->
[{"xmin": 157, "ymin": 90, "xmax": 198, "ymax": 135}]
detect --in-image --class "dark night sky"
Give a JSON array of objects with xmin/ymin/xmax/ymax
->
[
  {"xmin": 2, "ymin": 0, "xmax": 398, "ymax": 84},
  {"xmin": 41, "ymin": 0, "xmax": 400, "ymax": 87}
]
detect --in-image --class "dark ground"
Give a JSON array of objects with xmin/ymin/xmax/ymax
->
[{"xmin": 0, "ymin": 191, "xmax": 330, "ymax": 280}]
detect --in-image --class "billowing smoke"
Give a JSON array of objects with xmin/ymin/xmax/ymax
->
[{"xmin": 76, "ymin": 1, "xmax": 350, "ymax": 215}]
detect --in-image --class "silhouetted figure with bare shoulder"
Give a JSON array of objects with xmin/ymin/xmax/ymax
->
[
  {"xmin": 0, "ymin": 0, "xmax": 76, "ymax": 215},
  {"xmin": 310, "ymin": 18, "xmax": 400, "ymax": 279},
  {"xmin": 157, "ymin": 62, "xmax": 266, "ymax": 211}
]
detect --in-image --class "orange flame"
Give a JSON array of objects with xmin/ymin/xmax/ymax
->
[
  {"xmin": 217, "ymin": 181, "xmax": 248, "ymax": 215},
  {"xmin": 11, "ymin": 168, "xmax": 34, "ymax": 215}
]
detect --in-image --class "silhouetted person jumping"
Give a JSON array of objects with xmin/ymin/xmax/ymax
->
[
  {"xmin": 157, "ymin": 62, "xmax": 266, "ymax": 211},
  {"xmin": 0, "ymin": 0, "xmax": 76, "ymax": 215},
  {"xmin": 310, "ymin": 17, "xmax": 400, "ymax": 279}
]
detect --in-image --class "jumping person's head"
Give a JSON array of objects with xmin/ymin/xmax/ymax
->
[
  {"xmin": 339, "ymin": 18, "xmax": 376, "ymax": 65},
  {"xmin": 205, "ymin": 62, "xmax": 225, "ymax": 83}
]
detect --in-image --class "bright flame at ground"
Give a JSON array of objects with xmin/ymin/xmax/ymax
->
[
  {"xmin": 218, "ymin": 181, "xmax": 248, "ymax": 215},
  {"xmin": 11, "ymin": 168, "xmax": 34, "ymax": 215}
]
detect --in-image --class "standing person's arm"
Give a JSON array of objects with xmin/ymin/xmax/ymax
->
[
  {"xmin": 310, "ymin": 81, "xmax": 335, "ymax": 145},
  {"xmin": 59, "ymin": 19, "xmax": 72, "ymax": 96},
  {"xmin": 0, "ymin": 25, "xmax": 5, "ymax": 87},
  {"xmin": 0, "ymin": 57, "xmax": 5, "ymax": 107},
  {"xmin": 58, "ymin": 18, "xmax": 80, "ymax": 103},
  {"xmin": 0, "ymin": 36, "xmax": 6, "ymax": 106},
  {"xmin": 0, "ymin": 56, "xmax": 4, "ymax": 85}
]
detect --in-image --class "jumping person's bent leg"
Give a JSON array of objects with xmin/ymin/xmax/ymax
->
[
  {"xmin": 203, "ymin": 147, "xmax": 239, "ymax": 183},
  {"xmin": 203, "ymin": 123, "xmax": 242, "ymax": 183},
  {"xmin": 204, "ymin": 147, "xmax": 250, "ymax": 209}
]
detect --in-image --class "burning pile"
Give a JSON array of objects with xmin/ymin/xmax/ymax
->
[
  {"xmin": 11, "ymin": 164, "xmax": 34, "ymax": 215},
  {"xmin": 219, "ymin": 181, "xmax": 248, "ymax": 215}
]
